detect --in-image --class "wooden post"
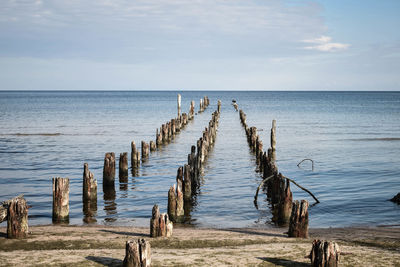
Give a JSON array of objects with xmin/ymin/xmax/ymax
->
[
  {"xmin": 217, "ymin": 100, "xmax": 221, "ymax": 113},
  {"xmin": 288, "ymin": 200, "xmax": 309, "ymax": 238},
  {"xmin": 103, "ymin": 152, "xmax": 115, "ymax": 186},
  {"xmin": 177, "ymin": 93, "xmax": 181, "ymax": 117},
  {"xmin": 168, "ymin": 185, "xmax": 177, "ymax": 222},
  {"xmin": 141, "ymin": 141, "xmax": 149, "ymax": 160},
  {"xmin": 151, "ymin": 205, "xmax": 173, "ymax": 238},
  {"xmin": 123, "ymin": 239, "xmax": 151, "ymax": 267},
  {"xmin": 176, "ymin": 184, "xmax": 184, "ymax": 222},
  {"xmin": 271, "ymin": 119, "xmax": 276, "ymax": 151},
  {"xmin": 150, "ymin": 141, "xmax": 156, "ymax": 152},
  {"xmin": 131, "ymin": 141, "xmax": 140, "ymax": 168},
  {"xmin": 183, "ymin": 164, "xmax": 191, "ymax": 200},
  {"xmin": 119, "ymin": 152, "xmax": 129, "ymax": 179},
  {"xmin": 52, "ymin": 177, "xmax": 69, "ymax": 223},
  {"xmin": 189, "ymin": 101, "xmax": 195, "ymax": 120},
  {"xmin": 176, "ymin": 166, "xmax": 183, "ymax": 194},
  {"xmin": 150, "ymin": 204, "xmax": 160, "ymax": 238},
  {"xmin": 277, "ymin": 177, "xmax": 292, "ymax": 225},
  {"xmin": 310, "ymin": 240, "xmax": 340, "ymax": 267},
  {"xmin": 6, "ymin": 196, "xmax": 28, "ymax": 238},
  {"xmin": 83, "ymin": 163, "xmax": 97, "ymax": 201},
  {"xmin": 200, "ymin": 98, "xmax": 203, "ymax": 112},
  {"xmin": 83, "ymin": 163, "xmax": 97, "ymax": 223}
]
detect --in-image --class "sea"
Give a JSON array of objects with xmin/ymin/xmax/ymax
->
[{"xmin": 0, "ymin": 91, "xmax": 399, "ymax": 228}]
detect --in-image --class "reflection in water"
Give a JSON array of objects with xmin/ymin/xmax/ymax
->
[
  {"xmin": 83, "ymin": 199, "xmax": 97, "ymax": 224},
  {"xmin": 131, "ymin": 167, "xmax": 139, "ymax": 177},
  {"xmin": 103, "ymin": 185, "xmax": 117, "ymax": 222},
  {"xmin": 119, "ymin": 174, "xmax": 128, "ymax": 192}
]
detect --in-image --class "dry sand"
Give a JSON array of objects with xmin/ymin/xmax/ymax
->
[{"xmin": 0, "ymin": 224, "xmax": 399, "ymax": 266}]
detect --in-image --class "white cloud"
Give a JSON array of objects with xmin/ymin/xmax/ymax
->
[{"xmin": 303, "ymin": 35, "xmax": 350, "ymax": 52}]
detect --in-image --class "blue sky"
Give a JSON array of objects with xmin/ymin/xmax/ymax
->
[{"xmin": 0, "ymin": 0, "xmax": 399, "ymax": 90}]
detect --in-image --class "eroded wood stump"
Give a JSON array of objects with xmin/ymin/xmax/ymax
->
[
  {"xmin": 150, "ymin": 205, "xmax": 173, "ymax": 238},
  {"xmin": 131, "ymin": 141, "xmax": 140, "ymax": 168},
  {"xmin": 83, "ymin": 163, "xmax": 97, "ymax": 223},
  {"xmin": 103, "ymin": 152, "xmax": 115, "ymax": 186},
  {"xmin": 217, "ymin": 100, "xmax": 221, "ymax": 113},
  {"xmin": 52, "ymin": 177, "xmax": 69, "ymax": 223},
  {"xmin": 183, "ymin": 164, "xmax": 192, "ymax": 200},
  {"xmin": 310, "ymin": 240, "xmax": 340, "ymax": 267},
  {"xmin": 6, "ymin": 196, "xmax": 28, "ymax": 238},
  {"xmin": 177, "ymin": 93, "xmax": 181, "ymax": 116},
  {"xmin": 276, "ymin": 178, "xmax": 293, "ymax": 225},
  {"xmin": 141, "ymin": 141, "xmax": 149, "ymax": 160},
  {"xmin": 168, "ymin": 185, "xmax": 177, "ymax": 222},
  {"xmin": 119, "ymin": 152, "xmax": 129, "ymax": 179},
  {"xmin": 123, "ymin": 239, "xmax": 151, "ymax": 267},
  {"xmin": 288, "ymin": 199, "xmax": 309, "ymax": 238},
  {"xmin": 271, "ymin": 119, "xmax": 276, "ymax": 151}
]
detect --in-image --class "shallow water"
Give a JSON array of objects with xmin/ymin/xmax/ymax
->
[{"xmin": 0, "ymin": 91, "xmax": 399, "ymax": 228}]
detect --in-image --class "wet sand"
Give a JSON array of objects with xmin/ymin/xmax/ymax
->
[{"xmin": 0, "ymin": 225, "xmax": 399, "ymax": 266}]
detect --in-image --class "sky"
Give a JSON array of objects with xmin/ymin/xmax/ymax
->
[{"xmin": 0, "ymin": 0, "xmax": 399, "ymax": 90}]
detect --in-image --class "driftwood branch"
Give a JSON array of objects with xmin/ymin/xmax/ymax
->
[
  {"xmin": 283, "ymin": 176, "xmax": 320, "ymax": 204},
  {"xmin": 254, "ymin": 175, "xmax": 274, "ymax": 208},
  {"xmin": 297, "ymin": 158, "xmax": 314, "ymax": 171}
]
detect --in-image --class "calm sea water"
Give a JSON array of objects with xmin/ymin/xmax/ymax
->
[{"xmin": 0, "ymin": 91, "xmax": 399, "ymax": 228}]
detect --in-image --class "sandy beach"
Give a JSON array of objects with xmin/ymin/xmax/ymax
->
[{"xmin": 1, "ymin": 224, "xmax": 399, "ymax": 266}]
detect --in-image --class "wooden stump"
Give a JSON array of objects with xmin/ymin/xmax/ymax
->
[
  {"xmin": 288, "ymin": 200, "xmax": 309, "ymax": 238},
  {"xmin": 183, "ymin": 164, "xmax": 192, "ymax": 200},
  {"xmin": 156, "ymin": 128, "xmax": 162, "ymax": 147},
  {"xmin": 177, "ymin": 93, "xmax": 181, "ymax": 116},
  {"xmin": 176, "ymin": 185, "xmax": 184, "ymax": 222},
  {"xmin": 131, "ymin": 141, "xmax": 140, "ymax": 167},
  {"xmin": 150, "ymin": 205, "xmax": 173, "ymax": 238},
  {"xmin": 168, "ymin": 185, "xmax": 177, "ymax": 222},
  {"xmin": 83, "ymin": 163, "xmax": 97, "ymax": 223},
  {"xmin": 310, "ymin": 240, "xmax": 340, "ymax": 267},
  {"xmin": 271, "ymin": 119, "xmax": 276, "ymax": 151},
  {"xmin": 150, "ymin": 204, "xmax": 160, "ymax": 238},
  {"xmin": 217, "ymin": 100, "xmax": 221, "ymax": 113},
  {"xmin": 123, "ymin": 239, "xmax": 151, "ymax": 267},
  {"xmin": 103, "ymin": 152, "xmax": 115, "ymax": 186},
  {"xmin": 189, "ymin": 100, "xmax": 195, "ymax": 120},
  {"xmin": 141, "ymin": 141, "xmax": 149, "ymax": 160},
  {"xmin": 52, "ymin": 177, "xmax": 69, "ymax": 223},
  {"xmin": 83, "ymin": 163, "xmax": 97, "ymax": 201},
  {"xmin": 276, "ymin": 177, "xmax": 293, "ymax": 225},
  {"xmin": 150, "ymin": 141, "xmax": 156, "ymax": 152},
  {"xmin": 176, "ymin": 166, "xmax": 183, "ymax": 194},
  {"xmin": 119, "ymin": 152, "xmax": 129, "ymax": 179},
  {"xmin": 6, "ymin": 196, "xmax": 28, "ymax": 238}
]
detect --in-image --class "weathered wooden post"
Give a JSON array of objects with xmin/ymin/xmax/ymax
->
[
  {"xmin": 168, "ymin": 185, "xmax": 177, "ymax": 222},
  {"xmin": 131, "ymin": 141, "xmax": 140, "ymax": 168},
  {"xmin": 52, "ymin": 177, "xmax": 69, "ymax": 223},
  {"xmin": 123, "ymin": 239, "xmax": 151, "ymax": 267},
  {"xmin": 271, "ymin": 120, "xmax": 276, "ymax": 161},
  {"xmin": 83, "ymin": 163, "xmax": 97, "ymax": 202},
  {"xmin": 288, "ymin": 200, "xmax": 309, "ymax": 238},
  {"xmin": 156, "ymin": 128, "xmax": 162, "ymax": 147},
  {"xmin": 141, "ymin": 141, "xmax": 149, "ymax": 160},
  {"xmin": 150, "ymin": 204, "xmax": 160, "ymax": 238},
  {"xmin": 150, "ymin": 141, "xmax": 156, "ymax": 152},
  {"xmin": 177, "ymin": 93, "xmax": 181, "ymax": 117},
  {"xmin": 176, "ymin": 184, "xmax": 184, "ymax": 223},
  {"xmin": 83, "ymin": 163, "xmax": 97, "ymax": 223},
  {"xmin": 103, "ymin": 152, "xmax": 115, "ymax": 186},
  {"xmin": 310, "ymin": 240, "xmax": 340, "ymax": 267},
  {"xmin": 6, "ymin": 196, "xmax": 28, "ymax": 238},
  {"xmin": 217, "ymin": 100, "xmax": 221, "ymax": 113},
  {"xmin": 183, "ymin": 164, "xmax": 192, "ymax": 200},
  {"xmin": 150, "ymin": 204, "xmax": 173, "ymax": 238},
  {"xmin": 189, "ymin": 101, "xmax": 195, "ymax": 120},
  {"xmin": 276, "ymin": 178, "xmax": 293, "ymax": 225},
  {"xmin": 200, "ymin": 98, "xmax": 204, "ymax": 112},
  {"xmin": 119, "ymin": 152, "xmax": 129, "ymax": 179}
]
